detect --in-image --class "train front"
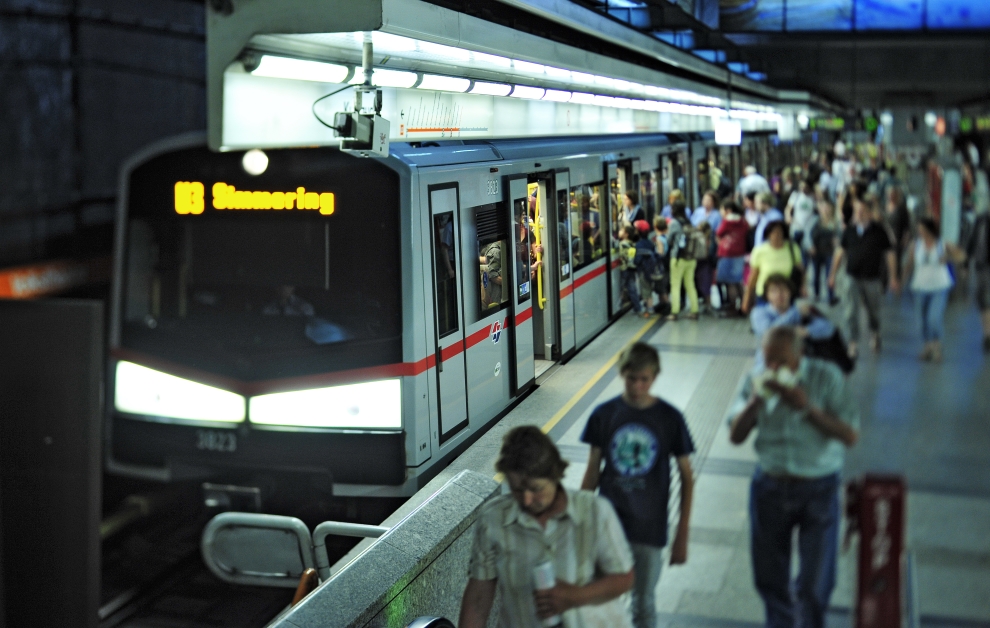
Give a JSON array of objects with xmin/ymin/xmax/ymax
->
[{"xmin": 107, "ymin": 142, "xmax": 408, "ymax": 494}]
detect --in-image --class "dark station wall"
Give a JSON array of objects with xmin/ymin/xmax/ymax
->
[{"xmin": 0, "ymin": 0, "xmax": 205, "ymax": 267}]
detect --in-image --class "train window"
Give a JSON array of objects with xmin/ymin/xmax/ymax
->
[
  {"xmin": 641, "ymin": 170, "xmax": 657, "ymax": 223},
  {"xmin": 570, "ymin": 183, "xmax": 604, "ymax": 273},
  {"xmin": 120, "ymin": 149, "xmax": 403, "ymax": 382},
  {"xmin": 556, "ymin": 189, "xmax": 570, "ymax": 280},
  {"xmin": 474, "ymin": 203, "xmax": 508, "ymax": 317},
  {"xmin": 513, "ymin": 198, "xmax": 532, "ymax": 304},
  {"xmin": 433, "ymin": 211, "xmax": 459, "ymax": 338}
]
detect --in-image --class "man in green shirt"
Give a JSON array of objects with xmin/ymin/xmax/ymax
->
[{"xmin": 727, "ymin": 326, "xmax": 859, "ymax": 628}]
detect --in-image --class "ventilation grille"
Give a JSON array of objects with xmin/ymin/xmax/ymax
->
[{"xmin": 475, "ymin": 203, "xmax": 506, "ymax": 241}]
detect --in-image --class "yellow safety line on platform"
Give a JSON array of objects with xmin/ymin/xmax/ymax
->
[{"xmin": 494, "ymin": 316, "xmax": 658, "ymax": 483}]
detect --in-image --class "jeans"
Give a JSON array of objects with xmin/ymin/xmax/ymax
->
[
  {"xmin": 670, "ymin": 258, "xmax": 698, "ymax": 315},
  {"xmin": 810, "ymin": 254, "xmax": 834, "ymax": 302},
  {"xmin": 621, "ymin": 269, "xmax": 643, "ymax": 313},
  {"xmin": 750, "ymin": 471, "xmax": 840, "ymax": 628},
  {"xmin": 846, "ymin": 277, "xmax": 883, "ymax": 342},
  {"xmin": 916, "ymin": 289, "xmax": 949, "ymax": 342},
  {"xmin": 630, "ymin": 542, "xmax": 664, "ymax": 628}
]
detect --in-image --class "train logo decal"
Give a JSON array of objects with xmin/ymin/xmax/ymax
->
[{"xmin": 491, "ymin": 320, "xmax": 503, "ymax": 344}]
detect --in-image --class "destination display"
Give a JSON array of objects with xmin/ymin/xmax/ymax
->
[{"xmin": 174, "ymin": 181, "xmax": 336, "ymax": 215}]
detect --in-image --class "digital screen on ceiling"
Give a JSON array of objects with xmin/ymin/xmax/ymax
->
[{"xmin": 720, "ymin": 0, "xmax": 990, "ymax": 31}]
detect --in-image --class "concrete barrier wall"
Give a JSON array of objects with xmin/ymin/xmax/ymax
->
[{"xmin": 270, "ymin": 470, "xmax": 500, "ymax": 628}]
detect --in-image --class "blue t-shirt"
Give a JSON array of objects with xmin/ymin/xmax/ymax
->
[{"xmin": 581, "ymin": 396, "xmax": 695, "ymax": 547}]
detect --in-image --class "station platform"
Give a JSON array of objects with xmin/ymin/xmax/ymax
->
[{"xmin": 333, "ymin": 293, "xmax": 990, "ymax": 628}]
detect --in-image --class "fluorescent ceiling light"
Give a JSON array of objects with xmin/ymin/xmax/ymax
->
[
  {"xmin": 511, "ymin": 85, "xmax": 546, "ymax": 99},
  {"xmin": 250, "ymin": 55, "xmax": 349, "ymax": 83},
  {"xmin": 470, "ymin": 81, "xmax": 513, "ymax": 96},
  {"xmin": 418, "ymin": 74, "xmax": 471, "ymax": 92},
  {"xmin": 542, "ymin": 89, "xmax": 572, "ymax": 102},
  {"xmin": 350, "ymin": 67, "xmax": 419, "ymax": 88},
  {"xmin": 569, "ymin": 92, "xmax": 597, "ymax": 105},
  {"xmin": 473, "ymin": 51, "xmax": 512, "ymax": 67},
  {"xmin": 514, "ymin": 60, "xmax": 546, "ymax": 74},
  {"xmin": 613, "ymin": 79, "xmax": 643, "ymax": 93},
  {"xmin": 114, "ymin": 361, "xmax": 245, "ymax": 423},
  {"xmin": 545, "ymin": 66, "xmax": 572, "ymax": 80},
  {"xmin": 249, "ymin": 380, "xmax": 402, "ymax": 429},
  {"xmin": 593, "ymin": 94, "xmax": 617, "ymax": 107},
  {"xmin": 715, "ymin": 119, "xmax": 743, "ymax": 146},
  {"xmin": 571, "ymin": 71, "xmax": 595, "ymax": 85},
  {"xmin": 593, "ymin": 75, "xmax": 616, "ymax": 89}
]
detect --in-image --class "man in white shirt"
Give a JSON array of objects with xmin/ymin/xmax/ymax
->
[{"xmin": 738, "ymin": 165, "xmax": 771, "ymax": 201}]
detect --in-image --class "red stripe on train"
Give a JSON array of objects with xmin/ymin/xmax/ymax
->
[{"xmin": 573, "ymin": 262, "xmax": 608, "ymax": 289}]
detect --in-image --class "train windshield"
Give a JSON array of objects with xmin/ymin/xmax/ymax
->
[{"xmin": 119, "ymin": 147, "xmax": 402, "ymax": 382}]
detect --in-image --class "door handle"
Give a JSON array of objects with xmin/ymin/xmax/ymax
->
[{"xmin": 436, "ymin": 347, "xmax": 443, "ymax": 373}]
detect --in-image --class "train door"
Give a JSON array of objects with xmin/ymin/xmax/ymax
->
[
  {"xmin": 507, "ymin": 176, "xmax": 536, "ymax": 394},
  {"xmin": 606, "ymin": 163, "xmax": 622, "ymax": 317},
  {"xmin": 527, "ymin": 178, "xmax": 554, "ymax": 378},
  {"xmin": 428, "ymin": 185, "xmax": 468, "ymax": 443},
  {"xmin": 554, "ymin": 170, "xmax": 576, "ymax": 358}
]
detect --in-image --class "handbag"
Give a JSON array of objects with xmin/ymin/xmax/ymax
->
[
  {"xmin": 787, "ymin": 241, "xmax": 804, "ymax": 296},
  {"xmin": 802, "ymin": 307, "xmax": 854, "ymax": 373}
]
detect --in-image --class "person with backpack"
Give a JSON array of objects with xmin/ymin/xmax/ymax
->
[
  {"xmin": 965, "ymin": 197, "xmax": 990, "ymax": 353},
  {"xmin": 618, "ymin": 225, "xmax": 644, "ymax": 315},
  {"xmin": 652, "ymin": 217, "xmax": 672, "ymax": 315},
  {"xmin": 634, "ymin": 220, "xmax": 660, "ymax": 316},
  {"xmin": 666, "ymin": 201, "xmax": 702, "ymax": 321}
]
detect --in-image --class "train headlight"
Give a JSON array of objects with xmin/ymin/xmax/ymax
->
[
  {"xmin": 114, "ymin": 361, "xmax": 246, "ymax": 423},
  {"xmin": 249, "ymin": 380, "xmax": 402, "ymax": 430}
]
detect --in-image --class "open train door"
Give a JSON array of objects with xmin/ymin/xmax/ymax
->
[
  {"xmin": 427, "ymin": 184, "xmax": 469, "ymax": 443},
  {"xmin": 554, "ymin": 170, "xmax": 576, "ymax": 358},
  {"xmin": 606, "ymin": 162, "xmax": 622, "ymax": 318},
  {"xmin": 507, "ymin": 176, "xmax": 536, "ymax": 394}
]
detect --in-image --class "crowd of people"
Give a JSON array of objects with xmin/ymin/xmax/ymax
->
[
  {"xmin": 618, "ymin": 139, "xmax": 990, "ymax": 363},
  {"xmin": 459, "ymin": 333, "xmax": 858, "ymax": 628},
  {"xmin": 455, "ymin": 141, "xmax": 990, "ymax": 628}
]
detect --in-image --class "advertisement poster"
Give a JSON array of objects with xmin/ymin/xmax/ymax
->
[{"xmin": 720, "ymin": 0, "xmax": 990, "ymax": 31}]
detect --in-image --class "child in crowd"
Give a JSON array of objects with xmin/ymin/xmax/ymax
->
[{"xmin": 618, "ymin": 225, "xmax": 643, "ymax": 314}]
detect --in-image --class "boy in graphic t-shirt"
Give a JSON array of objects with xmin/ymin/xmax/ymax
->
[{"xmin": 581, "ymin": 343, "xmax": 695, "ymax": 628}]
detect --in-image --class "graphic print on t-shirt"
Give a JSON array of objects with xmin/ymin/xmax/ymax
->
[{"xmin": 609, "ymin": 423, "xmax": 659, "ymax": 477}]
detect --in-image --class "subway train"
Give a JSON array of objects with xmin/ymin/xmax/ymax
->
[{"xmin": 106, "ymin": 130, "xmax": 813, "ymax": 501}]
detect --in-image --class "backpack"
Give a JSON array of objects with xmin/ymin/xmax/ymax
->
[
  {"xmin": 803, "ymin": 308, "xmax": 855, "ymax": 374},
  {"xmin": 618, "ymin": 240, "xmax": 636, "ymax": 270},
  {"xmin": 677, "ymin": 221, "xmax": 708, "ymax": 261},
  {"xmin": 634, "ymin": 240, "xmax": 661, "ymax": 280}
]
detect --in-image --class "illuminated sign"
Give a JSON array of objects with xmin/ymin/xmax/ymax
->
[
  {"xmin": 809, "ymin": 117, "xmax": 845, "ymax": 131},
  {"xmin": 173, "ymin": 181, "xmax": 335, "ymax": 216}
]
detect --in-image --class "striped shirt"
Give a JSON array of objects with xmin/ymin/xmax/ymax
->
[{"xmin": 468, "ymin": 488, "xmax": 634, "ymax": 628}]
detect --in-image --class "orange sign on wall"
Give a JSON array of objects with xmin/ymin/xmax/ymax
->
[{"xmin": 0, "ymin": 257, "xmax": 110, "ymax": 299}]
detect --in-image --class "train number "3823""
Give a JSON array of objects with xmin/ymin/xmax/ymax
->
[{"xmin": 196, "ymin": 430, "xmax": 237, "ymax": 453}]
